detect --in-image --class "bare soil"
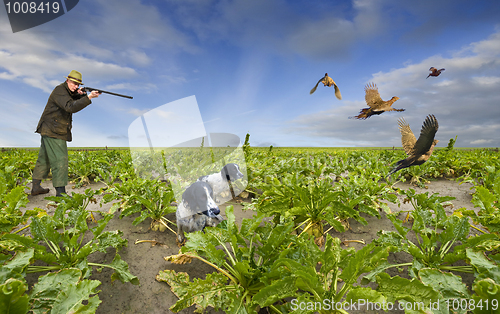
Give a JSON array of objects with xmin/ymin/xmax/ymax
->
[{"xmin": 22, "ymin": 178, "xmax": 476, "ymax": 314}]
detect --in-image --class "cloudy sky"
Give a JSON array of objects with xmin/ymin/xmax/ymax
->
[{"xmin": 1, "ymin": 0, "xmax": 499, "ymax": 148}]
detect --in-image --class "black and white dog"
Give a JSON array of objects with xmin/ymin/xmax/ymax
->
[
  {"xmin": 176, "ymin": 181, "xmax": 224, "ymax": 246},
  {"xmin": 197, "ymin": 163, "xmax": 244, "ymax": 201}
]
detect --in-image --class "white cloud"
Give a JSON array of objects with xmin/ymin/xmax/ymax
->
[
  {"xmin": 128, "ymin": 108, "xmax": 152, "ymax": 117},
  {"xmin": 0, "ymin": 49, "xmax": 138, "ymax": 92},
  {"xmin": 68, "ymin": 123, "xmax": 130, "ymax": 147},
  {"xmin": 472, "ymin": 76, "xmax": 500, "ymax": 85},
  {"xmin": 469, "ymin": 30, "xmax": 500, "ymax": 57},
  {"xmin": 124, "ymin": 50, "xmax": 152, "ymax": 67},
  {"xmin": 0, "ymin": 0, "xmax": 198, "ymax": 93},
  {"xmin": 161, "ymin": 75, "xmax": 188, "ymax": 84},
  {"xmin": 470, "ymin": 139, "xmax": 495, "ymax": 145}
]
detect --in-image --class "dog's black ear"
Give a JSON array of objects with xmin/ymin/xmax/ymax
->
[{"xmin": 221, "ymin": 165, "xmax": 231, "ymax": 181}]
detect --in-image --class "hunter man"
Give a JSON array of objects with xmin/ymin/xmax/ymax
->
[{"xmin": 31, "ymin": 70, "xmax": 100, "ymax": 197}]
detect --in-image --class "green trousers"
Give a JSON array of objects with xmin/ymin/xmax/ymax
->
[{"xmin": 32, "ymin": 136, "xmax": 68, "ymax": 187}]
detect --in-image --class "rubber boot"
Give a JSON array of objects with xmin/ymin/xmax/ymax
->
[
  {"xmin": 31, "ymin": 179, "xmax": 50, "ymax": 196},
  {"xmin": 55, "ymin": 186, "xmax": 68, "ymax": 197}
]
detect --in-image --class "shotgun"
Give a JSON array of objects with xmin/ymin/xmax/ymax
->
[{"xmin": 81, "ymin": 87, "xmax": 133, "ymax": 99}]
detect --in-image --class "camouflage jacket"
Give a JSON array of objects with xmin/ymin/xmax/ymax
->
[{"xmin": 35, "ymin": 82, "xmax": 91, "ymax": 142}]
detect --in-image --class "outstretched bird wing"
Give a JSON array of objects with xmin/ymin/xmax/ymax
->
[
  {"xmin": 332, "ymin": 81, "xmax": 342, "ymax": 100},
  {"xmin": 413, "ymin": 115, "xmax": 439, "ymax": 156},
  {"xmin": 388, "ymin": 115, "xmax": 439, "ymax": 177},
  {"xmin": 398, "ymin": 118, "xmax": 417, "ymax": 156},
  {"xmin": 310, "ymin": 78, "xmax": 322, "ymax": 94},
  {"xmin": 364, "ymin": 83, "xmax": 384, "ymax": 109},
  {"xmin": 310, "ymin": 74, "xmax": 329, "ymax": 94}
]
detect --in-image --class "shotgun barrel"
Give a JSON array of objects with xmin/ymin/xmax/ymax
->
[{"xmin": 81, "ymin": 87, "xmax": 133, "ymax": 99}]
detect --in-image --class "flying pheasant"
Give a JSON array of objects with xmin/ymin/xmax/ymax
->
[
  {"xmin": 426, "ymin": 67, "xmax": 445, "ymax": 79},
  {"xmin": 352, "ymin": 83, "xmax": 403, "ymax": 120},
  {"xmin": 388, "ymin": 114, "xmax": 439, "ymax": 176},
  {"xmin": 310, "ymin": 73, "xmax": 342, "ymax": 100}
]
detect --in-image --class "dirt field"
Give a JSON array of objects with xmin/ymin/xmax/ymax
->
[{"xmin": 22, "ymin": 177, "xmax": 476, "ymax": 314}]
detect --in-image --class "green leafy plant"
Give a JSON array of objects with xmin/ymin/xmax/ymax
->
[
  {"xmin": 26, "ymin": 190, "xmax": 139, "ymax": 285},
  {"xmin": 0, "ymin": 250, "xmax": 102, "ymax": 314},
  {"xmin": 0, "ymin": 186, "xmax": 42, "ymax": 246},
  {"xmin": 446, "ymin": 136, "xmax": 458, "ymax": 151},
  {"xmin": 68, "ymin": 151, "xmax": 109, "ymax": 188},
  {"xmin": 242, "ymin": 132, "xmax": 251, "ymax": 158},
  {"xmin": 457, "ymin": 154, "xmax": 499, "ymax": 187},
  {"xmin": 259, "ymin": 236, "xmax": 391, "ymax": 314},
  {"xmin": 398, "ymin": 163, "xmax": 434, "ymax": 188},
  {"xmin": 157, "ymin": 206, "xmax": 297, "ymax": 313},
  {"xmin": 455, "ymin": 186, "xmax": 500, "ymax": 246},
  {"xmin": 375, "ymin": 271, "xmax": 456, "ymax": 314},
  {"xmin": 334, "ymin": 173, "xmax": 399, "ymax": 216},
  {"xmin": 375, "ymin": 250, "xmax": 500, "ymax": 314},
  {"xmin": 0, "ymin": 149, "xmax": 37, "ymax": 188},
  {"xmin": 466, "ymin": 249, "xmax": 500, "ymax": 314},
  {"xmin": 158, "ymin": 206, "xmax": 393, "ymax": 314},
  {"xmin": 251, "ymin": 174, "xmax": 347, "ymax": 243},
  {"xmin": 370, "ymin": 189, "xmax": 473, "ymax": 280},
  {"xmin": 103, "ymin": 176, "xmax": 177, "ymax": 232},
  {"xmin": 94, "ymin": 152, "xmax": 133, "ymax": 189}
]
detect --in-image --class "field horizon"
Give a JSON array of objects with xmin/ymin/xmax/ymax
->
[{"xmin": 2, "ymin": 146, "xmax": 497, "ymax": 151}]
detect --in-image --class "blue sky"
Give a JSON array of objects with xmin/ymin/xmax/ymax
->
[{"xmin": 1, "ymin": 0, "xmax": 499, "ymax": 148}]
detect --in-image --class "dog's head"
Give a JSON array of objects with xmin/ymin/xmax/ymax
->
[
  {"xmin": 206, "ymin": 214, "xmax": 225, "ymax": 227},
  {"xmin": 200, "ymin": 208, "xmax": 221, "ymax": 218},
  {"xmin": 182, "ymin": 181, "xmax": 220, "ymax": 216},
  {"xmin": 221, "ymin": 163, "xmax": 244, "ymax": 182}
]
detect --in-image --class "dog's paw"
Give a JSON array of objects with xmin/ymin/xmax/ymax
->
[{"xmin": 176, "ymin": 237, "xmax": 186, "ymax": 248}]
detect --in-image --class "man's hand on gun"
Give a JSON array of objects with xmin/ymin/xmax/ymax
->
[
  {"xmin": 78, "ymin": 88, "xmax": 100, "ymax": 99},
  {"xmin": 88, "ymin": 90, "xmax": 101, "ymax": 99}
]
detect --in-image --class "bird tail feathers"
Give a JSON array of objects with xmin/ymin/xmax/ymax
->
[
  {"xmin": 387, "ymin": 159, "xmax": 409, "ymax": 177},
  {"xmin": 352, "ymin": 108, "xmax": 370, "ymax": 120}
]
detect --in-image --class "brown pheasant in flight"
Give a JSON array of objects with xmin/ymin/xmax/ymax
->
[
  {"xmin": 426, "ymin": 67, "xmax": 445, "ymax": 79},
  {"xmin": 352, "ymin": 83, "xmax": 403, "ymax": 119},
  {"xmin": 310, "ymin": 73, "xmax": 342, "ymax": 100},
  {"xmin": 388, "ymin": 114, "xmax": 439, "ymax": 176}
]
